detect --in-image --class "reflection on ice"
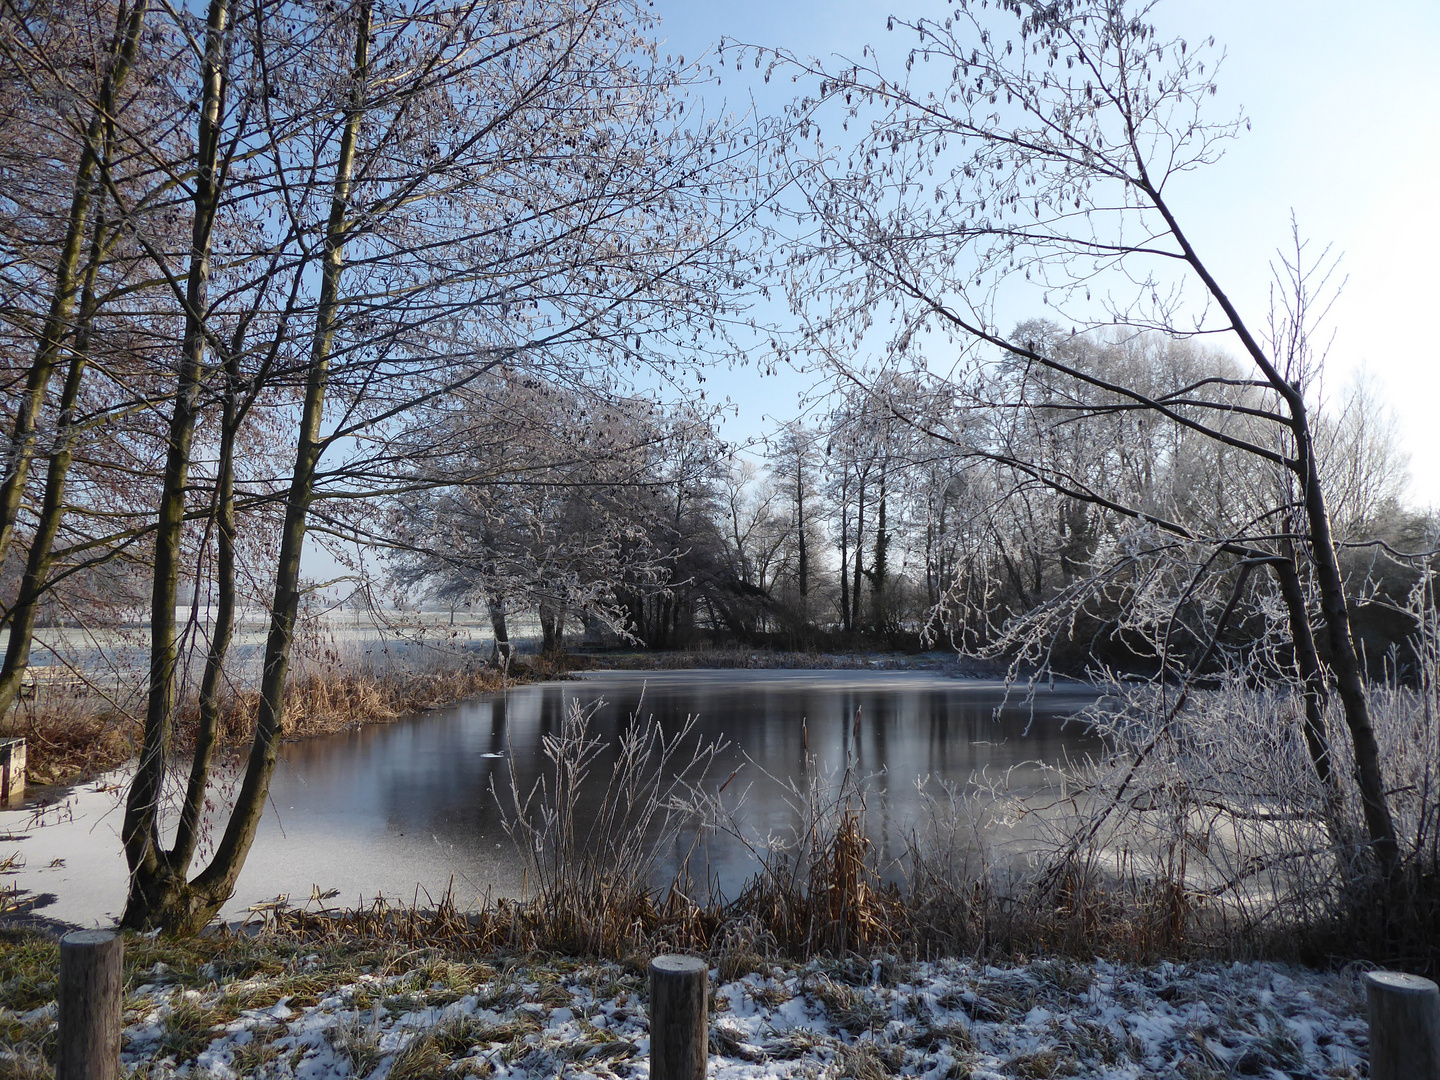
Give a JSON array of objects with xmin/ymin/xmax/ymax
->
[{"xmin": 0, "ymin": 669, "xmax": 1097, "ymax": 926}]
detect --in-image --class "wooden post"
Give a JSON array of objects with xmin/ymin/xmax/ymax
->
[
  {"xmin": 0, "ymin": 737, "xmax": 24, "ymax": 806},
  {"xmin": 57, "ymin": 930, "xmax": 124, "ymax": 1080},
  {"xmin": 649, "ymin": 954, "xmax": 708, "ymax": 1080},
  {"xmin": 1365, "ymin": 970, "xmax": 1440, "ymax": 1080}
]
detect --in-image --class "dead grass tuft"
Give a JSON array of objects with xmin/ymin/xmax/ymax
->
[
  {"xmin": 0, "ymin": 1048, "xmax": 51, "ymax": 1080},
  {"xmin": 329, "ymin": 1014, "xmax": 385, "ymax": 1077},
  {"xmin": 831, "ymin": 1039, "xmax": 892, "ymax": 1080}
]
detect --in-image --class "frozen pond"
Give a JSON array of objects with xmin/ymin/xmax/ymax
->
[{"xmin": 0, "ymin": 669, "xmax": 1100, "ymax": 927}]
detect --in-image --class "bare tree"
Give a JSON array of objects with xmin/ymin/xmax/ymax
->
[
  {"xmin": 0, "ymin": 0, "xmax": 148, "ymax": 569},
  {"xmin": 766, "ymin": 420, "xmax": 824, "ymax": 623},
  {"xmin": 767, "ymin": 0, "xmax": 1401, "ymax": 873},
  {"xmin": 383, "ymin": 372, "xmax": 688, "ymax": 646},
  {"xmin": 97, "ymin": 0, "xmax": 765, "ymax": 930}
]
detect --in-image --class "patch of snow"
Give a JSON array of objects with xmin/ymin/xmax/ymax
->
[{"xmin": 61, "ymin": 954, "xmax": 1371, "ymax": 1079}]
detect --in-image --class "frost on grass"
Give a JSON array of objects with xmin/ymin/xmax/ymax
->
[{"xmin": 0, "ymin": 954, "xmax": 1369, "ymax": 1079}]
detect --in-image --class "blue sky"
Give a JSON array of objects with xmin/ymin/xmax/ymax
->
[{"xmin": 655, "ymin": 0, "xmax": 1440, "ymax": 508}]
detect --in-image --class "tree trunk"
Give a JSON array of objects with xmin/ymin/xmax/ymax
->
[
  {"xmin": 540, "ymin": 603, "xmax": 563, "ymax": 656},
  {"xmin": 121, "ymin": 0, "xmax": 369, "ymax": 931},
  {"xmin": 489, "ymin": 595, "xmax": 511, "ymax": 665},
  {"xmin": 851, "ymin": 471, "xmax": 865, "ymax": 631},
  {"xmin": 795, "ymin": 463, "xmax": 808, "ymax": 600},
  {"xmin": 0, "ymin": 0, "xmax": 146, "ymax": 569},
  {"xmin": 1271, "ymin": 549, "xmax": 1350, "ymax": 860},
  {"xmin": 0, "ymin": 178, "xmax": 109, "ymax": 717},
  {"xmin": 869, "ymin": 464, "xmax": 889, "ymax": 628},
  {"xmin": 168, "ymin": 348, "xmax": 241, "ymax": 875},
  {"xmin": 121, "ymin": 0, "xmax": 230, "ymax": 912},
  {"xmin": 1271, "ymin": 549, "xmax": 1337, "ymax": 794},
  {"xmin": 838, "ymin": 493, "xmax": 850, "ymax": 634},
  {"xmin": 1291, "ymin": 401, "xmax": 1398, "ymax": 878}
]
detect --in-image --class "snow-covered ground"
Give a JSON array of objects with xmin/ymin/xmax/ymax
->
[{"xmin": 6, "ymin": 954, "xmax": 1368, "ymax": 1078}]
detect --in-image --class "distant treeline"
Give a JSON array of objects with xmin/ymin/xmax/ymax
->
[{"xmin": 383, "ymin": 331, "xmax": 1436, "ymax": 681}]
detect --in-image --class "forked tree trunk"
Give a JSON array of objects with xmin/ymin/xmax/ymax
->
[
  {"xmin": 168, "ymin": 349, "xmax": 240, "ymax": 874},
  {"xmin": 121, "ymin": 0, "xmax": 232, "ymax": 917},
  {"xmin": 1271, "ymin": 547, "xmax": 1350, "ymax": 863},
  {"xmin": 121, "ymin": 1, "xmax": 371, "ymax": 931},
  {"xmin": 0, "ymin": 0, "xmax": 146, "ymax": 569}
]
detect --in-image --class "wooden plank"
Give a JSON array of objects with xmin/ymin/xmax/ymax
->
[{"xmin": 0, "ymin": 738, "xmax": 23, "ymax": 806}]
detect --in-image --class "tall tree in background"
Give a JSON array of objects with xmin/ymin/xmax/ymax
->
[
  {"xmin": 384, "ymin": 373, "xmax": 684, "ymax": 644},
  {"xmin": 767, "ymin": 421, "xmax": 822, "ymax": 622}
]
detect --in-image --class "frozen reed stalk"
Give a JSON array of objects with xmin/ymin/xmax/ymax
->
[
  {"xmin": 649, "ymin": 954, "xmax": 708, "ymax": 1080},
  {"xmin": 57, "ymin": 930, "xmax": 124, "ymax": 1080},
  {"xmin": 1365, "ymin": 971, "xmax": 1440, "ymax": 1080}
]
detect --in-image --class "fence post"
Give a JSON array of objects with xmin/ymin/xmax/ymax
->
[
  {"xmin": 57, "ymin": 930, "xmax": 124, "ymax": 1080},
  {"xmin": 649, "ymin": 954, "xmax": 708, "ymax": 1080},
  {"xmin": 1365, "ymin": 970, "xmax": 1440, "ymax": 1080}
]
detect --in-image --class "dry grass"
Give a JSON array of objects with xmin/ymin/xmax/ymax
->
[
  {"xmin": 718, "ymin": 754, "xmax": 906, "ymax": 958},
  {"xmin": 0, "ymin": 690, "xmax": 138, "ymax": 786},
  {"xmin": 491, "ymin": 696, "xmax": 727, "ymax": 956}
]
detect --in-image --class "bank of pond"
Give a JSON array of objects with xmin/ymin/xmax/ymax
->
[{"xmin": 1, "ymin": 669, "xmax": 1100, "ymax": 927}]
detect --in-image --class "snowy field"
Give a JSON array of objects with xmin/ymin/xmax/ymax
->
[{"xmin": 6, "ymin": 954, "xmax": 1368, "ymax": 1079}]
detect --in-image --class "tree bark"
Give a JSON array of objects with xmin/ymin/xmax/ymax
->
[
  {"xmin": 0, "ymin": 176, "xmax": 109, "ymax": 717},
  {"xmin": 0, "ymin": 0, "xmax": 146, "ymax": 569},
  {"xmin": 1271, "ymin": 549, "xmax": 1338, "ymax": 795},
  {"xmin": 489, "ymin": 595, "xmax": 511, "ymax": 665},
  {"xmin": 540, "ymin": 602, "xmax": 563, "ymax": 655},
  {"xmin": 121, "ymin": 0, "xmax": 370, "ymax": 931},
  {"xmin": 169, "ymin": 346, "xmax": 241, "ymax": 874},
  {"xmin": 121, "ymin": 0, "xmax": 231, "ymax": 920},
  {"xmin": 851, "ymin": 470, "xmax": 865, "ymax": 631},
  {"xmin": 1271, "ymin": 547, "xmax": 1351, "ymax": 864},
  {"xmin": 838, "ymin": 474, "xmax": 851, "ymax": 633},
  {"xmin": 868, "ymin": 463, "xmax": 889, "ymax": 627},
  {"xmin": 1291, "ymin": 398, "xmax": 1398, "ymax": 878},
  {"xmin": 795, "ymin": 460, "xmax": 808, "ymax": 600}
]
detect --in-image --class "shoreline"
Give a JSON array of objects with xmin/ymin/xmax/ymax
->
[{"xmin": 2, "ymin": 648, "xmax": 1012, "ymax": 794}]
